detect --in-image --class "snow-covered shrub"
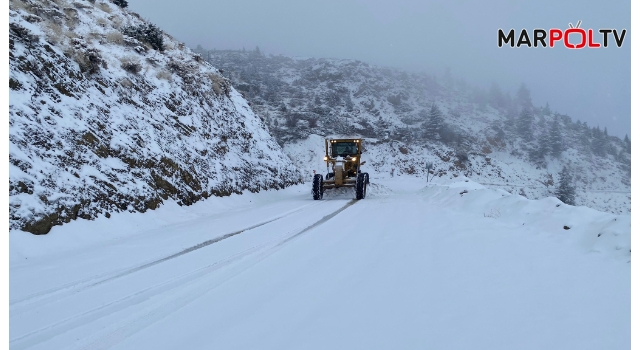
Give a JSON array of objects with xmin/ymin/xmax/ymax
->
[
  {"xmin": 9, "ymin": 23, "xmax": 40, "ymax": 46},
  {"xmin": 120, "ymin": 56, "xmax": 141, "ymax": 74},
  {"xmin": 207, "ymin": 72, "xmax": 225, "ymax": 95},
  {"xmin": 285, "ymin": 114, "xmax": 297, "ymax": 128},
  {"xmin": 62, "ymin": 7, "xmax": 80, "ymax": 27},
  {"xmin": 96, "ymin": 17, "xmax": 108, "ymax": 27},
  {"xmin": 156, "ymin": 69, "xmax": 172, "ymax": 81},
  {"xmin": 9, "ymin": 0, "xmax": 33, "ymax": 12},
  {"xmin": 121, "ymin": 23, "xmax": 164, "ymax": 51},
  {"xmin": 106, "ymin": 31, "xmax": 123, "ymax": 44},
  {"xmin": 168, "ymin": 60, "xmax": 193, "ymax": 78},
  {"xmin": 44, "ymin": 21, "xmax": 64, "ymax": 44},
  {"xmin": 68, "ymin": 46, "xmax": 104, "ymax": 74},
  {"xmin": 111, "ymin": 15, "xmax": 123, "ymax": 29},
  {"xmin": 455, "ymin": 149, "xmax": 469, "ymax": 162},
  {"xmin": 9, "ymin": 78, "xmax": 23, "ymax": 90},
  {"xmin": 119, "ymin": 77, "xmax": 133, "ymax": 88},
  {"xmin": 75, "ymin": 1, "xmax": 94, "ymax": 8},
  {"xmin": 97, "ymin": 2, "xmax": 112, "ymax": 13},
  {"xmin": 64, "ymin": 29, "xmax": 79, "ymax": 40},
  {"xmin": 51, "ymin": 0, "xmax": 70, "ymax": 8},
  {"xmin": 484, "ymin": 208, "xmax": 501, "ymax": 218},
  {"xmin": 87, "ymin": 31, "xmax": 104, "ymax": 43},
  {"xmin": 112, "ymin": 0, "xmax": 128, "ymax": 8}
]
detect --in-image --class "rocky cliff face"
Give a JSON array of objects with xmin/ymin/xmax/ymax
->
[{"xmin": 9, "ymin": 1, "xmax": 302, "ymax": 234}]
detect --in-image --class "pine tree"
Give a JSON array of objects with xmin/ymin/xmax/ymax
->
[
  {"xmin": 536, "ymin": 116, "xmax": 549, "ymax": 157},
  {"xmin": 504, "ymin": 105, "xmax": 518, "ymax": 136},
  {"xmin": 555, "ymin": 166, "xmax": 576, "ymax": 205},
  {"xmin": 503, "ymin": 91, "xmax": 513, "ymax": 109},
  {"xmin": 542, "ymin": 102, "xmax": 551, "ymax": 115},
  {"xmin": 549, "ymin": 115, "xmax": 563, "ymax": 157},
  {"xmin": 424, "ymin": 104, "xmax": 444, "ymax": 140},
  {"xmin": 536, "ymin": 114, "xmax": 546, "ymax": 129},
  {"xmin": 624, "ymin": 134, "xmax": 631, "ymax": 153},
  {"xmin": 580, "ymin": 122, "xmax": 592, "ymax": 154},
  {"xmin": 592, "ymin": 126, "xmax": 606, "ymax": 156},
  {"xmin": 454, "ymin": 77, "xmax": 466, "ymax": 92},
  {"xmin": 617, "ymin": 148, "xmax": 627, "ymax": 163},
  {"xmin": 443, "ymin": 67, "xmax": 453, "ymax": 88},
  {"xmin": 516, "ymin": 83, "xmax": 532, "ymax": 108},
  {"xmin": 344, "ymin": 92, "xmax": 354, "ymax": 112},
  {"xmin": 488, "ymin": 82, "xmax": 505, "ymax": 109},
  {"xmin": 473, "ymin": 88, "xmax": 487, "ymax": 109},
  {"xmin": 517, "ymin": 108, "xmax": 534, "ymax": 141}
]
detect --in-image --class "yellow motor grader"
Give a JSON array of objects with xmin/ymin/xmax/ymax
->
[{"xmin": 312, "ymin": 138, "xmax": 369, "ymax": 200}]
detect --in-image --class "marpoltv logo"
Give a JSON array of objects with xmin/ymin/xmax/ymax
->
[{"xmin": 498, "ymin": 21, "xmax": 627, "ymax": 49}]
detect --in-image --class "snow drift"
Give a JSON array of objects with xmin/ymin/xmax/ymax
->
[{"xmin": 8, "ymin": 0, "xmax": 302, "ymax": 234}]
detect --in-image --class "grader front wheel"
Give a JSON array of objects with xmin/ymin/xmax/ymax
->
[{"xmin": 356, "ymin": 173, "xmax": 367, "ymax": 200}]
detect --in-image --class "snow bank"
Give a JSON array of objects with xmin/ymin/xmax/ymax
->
[
  {"xmin": 10, "ymin": 183, "xmax": 313, "ymax": 263},
  {"xmin": 417, "ymin": 179, "xmax": 630, "ymax": 261}
]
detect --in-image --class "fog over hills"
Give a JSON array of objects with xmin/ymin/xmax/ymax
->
[
  {"xmin": 127, "ymin": 0, "xmax": 631, "ymax": 138},
  {"xmin": 197, "ymin": 47, "xmax": 630, "ymax": 214}
]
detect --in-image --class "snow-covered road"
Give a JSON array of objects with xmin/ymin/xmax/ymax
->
[{"xmin": 9, "ymin": 178, "xmax": 630, "ymax": 350}]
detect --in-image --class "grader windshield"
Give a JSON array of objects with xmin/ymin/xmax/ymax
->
[{"xmin": 331, "ymin": 142, "xmax": 358, "ymax": 157}]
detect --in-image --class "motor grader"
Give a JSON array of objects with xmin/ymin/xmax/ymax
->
[{"xmin": 312, "ymin": 138, "xmax": 369, "ymax": 200}]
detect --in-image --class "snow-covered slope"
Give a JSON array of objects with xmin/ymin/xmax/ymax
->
[
  {"xmin": 284, "ymin": 134, "xmax": 632, "ymax": 215},
  {"xmin": 9, "ymin": 1, "xmax": 302, "ymax": 234},
  {"xmin": 203, "ymin": 50, "xmax": 630, "ymax": 214},
  {"xmin": 9, "ymin": 178, "xmax": 630, "ymax": 349}
]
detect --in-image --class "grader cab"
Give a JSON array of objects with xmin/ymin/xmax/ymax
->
[{"xmin": 312, "ymin": 138, "xmax": 369, "ymax": 200}]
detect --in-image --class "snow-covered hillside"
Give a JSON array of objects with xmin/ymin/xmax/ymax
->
[
  {"xmin": 284, "ymin": 134, "xmax": 632, "ymax": 215},
  {"xmin": 9, "ymin": 1, "xmax": 302, "ymax": 234},
  {"xmin": 9, "ymin": 178, "xmax": 630, "ymax": 349},
  {"xmin": 203, "ymin": 49, "xmax": 630, "ymax": 214}
]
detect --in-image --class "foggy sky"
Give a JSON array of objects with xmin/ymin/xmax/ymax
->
[{"xmin": 128, "ymin": 0, "xmax": 630, "ymax": 138}]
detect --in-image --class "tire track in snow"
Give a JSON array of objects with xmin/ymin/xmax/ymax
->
[
  {"xmin": 10, "ymin": 199, "xmax": 357, "ymax": 350},
  {"xmin": 10, "ymin": 202, "xmax": 321, "ymax": 310},
  {"xmin": 10, "ymin": 242, "xmax": 271, "ymax": 350},
  {"xmin": 278, "ymin": 199, "xmax": 357, "ymax": 245},
  {"xmin": 74, "ymin": 199, "xmax": 358, "ymax": 350}
]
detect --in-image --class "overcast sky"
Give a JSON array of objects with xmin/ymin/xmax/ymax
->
[{"xmin": 128, "ymin": 0, "xmax": 630, "ymax": 138}]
